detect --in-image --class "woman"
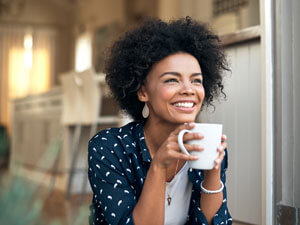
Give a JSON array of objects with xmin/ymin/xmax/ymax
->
[{"xmin": 88, "ymin": 17, "xmax": 232, "ymax": 225}]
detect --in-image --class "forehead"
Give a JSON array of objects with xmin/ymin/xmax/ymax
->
[{"xmin": 150, "ymin": 52, "xmax": 201, "ymax": 74}]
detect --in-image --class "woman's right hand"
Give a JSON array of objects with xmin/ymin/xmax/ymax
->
[{"xmin": 151, "ymin": 122, "xmax": 204, "ymax": 170}]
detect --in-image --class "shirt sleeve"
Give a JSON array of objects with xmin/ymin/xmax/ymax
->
[
  {"xmin": 187, "ymin": 149, "xmax": 232, "ymax": 225},
  {"xmin": 88, "ymin": 136, "xmax": 136, "ymax": 225}
]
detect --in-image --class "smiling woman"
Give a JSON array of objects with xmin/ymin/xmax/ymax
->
[
  {"xmin": 88, "ymin": 17, "xmax": 231, "ymax": 225},
  {"xmin": 105, "ymin": 17, "xmax": 228, "ymax": 122}
]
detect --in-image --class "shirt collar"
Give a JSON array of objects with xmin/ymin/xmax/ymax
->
[{"xmin": 135, "ymin": 121, "xmax": 152, "ymax": 163}]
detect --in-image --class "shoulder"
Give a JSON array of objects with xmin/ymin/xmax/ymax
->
[
  {"xmin": 87, "ymin": 122, "xmax": 142, "ymax": 179},
  {"xmin": 88, "ymin": 121, "xmax": 139, "ymax": 155}
]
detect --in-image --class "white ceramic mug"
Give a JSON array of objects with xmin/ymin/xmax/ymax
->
[{"xmin": 178, "ymin": 123, "xmax": 223, "ymax": 170}]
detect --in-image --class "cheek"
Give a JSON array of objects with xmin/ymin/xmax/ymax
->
[
  {"xmin": 157, "ymin": 86, "xmax": 176, "ymax": 100},
  {"xmin": 201, "ymin": 87, "xmax": 205, "ymax": 97},
  {"xmin": 198, "ymin": 86, "xmax": 205, "ymax": 101}
]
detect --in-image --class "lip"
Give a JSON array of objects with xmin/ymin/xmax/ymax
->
[{"xmin": 171, "ymin": 100, "xmax": 197, "ymax": 105}]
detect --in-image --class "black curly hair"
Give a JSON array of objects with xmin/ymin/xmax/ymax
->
[{"xmin": 105, "ymin": 17, "xmax": 229, "ymax": 121}]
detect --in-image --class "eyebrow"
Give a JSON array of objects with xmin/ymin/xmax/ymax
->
[{"xmin": 159, "ymin": 72, "xmax": 203, "ymax": 77}]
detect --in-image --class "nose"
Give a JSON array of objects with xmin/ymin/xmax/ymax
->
[{"xmin": 179, "ymin": 81, "xmax": 195, "ymax": 95}]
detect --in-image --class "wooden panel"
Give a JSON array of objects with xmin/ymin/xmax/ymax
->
[
  {"xmin": 220, "ymin": 25, "xmax": 260, "ymax": 47},
  {"xmin": 199, "ymin": 40, "xmax": 261, "ymax": 224}
]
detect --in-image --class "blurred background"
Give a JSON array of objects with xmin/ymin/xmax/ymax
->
[{"xmin": 0, "ymin": 0, "xmax": 299, "ymax": 225}]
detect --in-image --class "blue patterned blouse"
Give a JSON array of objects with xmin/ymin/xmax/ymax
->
[{"xmin": 88, "ymin": 121, "xmax": 232, "ymax": 225}]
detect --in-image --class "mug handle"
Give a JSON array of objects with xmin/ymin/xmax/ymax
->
[{"xmin": 178, "ymin": 129, "xmax": 192, "ymax": 156}]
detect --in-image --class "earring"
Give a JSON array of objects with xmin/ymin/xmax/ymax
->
[{"xmin": 142, "ymin": 103, "xmax": 149, "ymax": 118}]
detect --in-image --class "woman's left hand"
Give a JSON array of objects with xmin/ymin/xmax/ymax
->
[{"xmin": 213, "ymin": 134, "xmax": 227, "ymax": 170}]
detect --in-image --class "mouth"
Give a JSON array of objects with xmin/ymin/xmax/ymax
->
[
  {"xmin": 172, "ymin": 101, "xmax": 195, "ymax": 108},
  {"xmin": 171, "ymin": 101, "xmax": 197, "ymax": 112}
]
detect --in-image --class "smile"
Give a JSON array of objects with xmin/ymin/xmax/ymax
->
[{"xmin": 172, "ymin": 101, "xmax": 195, "ymax": 108}]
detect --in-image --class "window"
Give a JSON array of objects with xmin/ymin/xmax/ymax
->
[
  {"xmin": 75, "ymin": 32, "xmax": 92, "ymax": 72},
  {"xmin": 8, "ymin": 32, "xmax": 51, "ymax": 98}
]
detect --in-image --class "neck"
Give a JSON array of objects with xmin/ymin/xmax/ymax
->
[{"xmin": 143, "ymin": 118, "xmax": 179, "ymax": 157}]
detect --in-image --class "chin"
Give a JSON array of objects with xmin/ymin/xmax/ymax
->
[
  {"xmin": 167, "ymin": 108, "xmax": 201, "ymax": 124},
  {"xmin": 171, "ymin": 115, "xmax": 197, "ymax": 124}
]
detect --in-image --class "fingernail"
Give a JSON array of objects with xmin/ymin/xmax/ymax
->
[
  {"xmin": 184, "ymin": 122, "xmax": 188, "ymax": 125},
  {"xmin": 189, "ymin": 122, "xmax": 195, "ymax": 126},
  {"xmin": 215, "ymin": 165, "xmax": 219, "ymax": 169}
]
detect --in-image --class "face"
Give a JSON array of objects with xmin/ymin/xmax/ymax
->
[{"xmin": 138, "ymin": 52, "xmax": 205, "ymax": 125}]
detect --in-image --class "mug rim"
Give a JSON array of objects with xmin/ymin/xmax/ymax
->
[{"xmin": 193, "ymin": 123, "xmax": 222, "ymax": 126}]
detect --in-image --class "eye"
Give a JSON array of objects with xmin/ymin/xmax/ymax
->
[
  {"xmin": 164, "ymin": 78, "xmax": 178, "ymax": 83},
  {"xmin": 192, "ymin": 79, "xmax": 202, "ymax": 84}
]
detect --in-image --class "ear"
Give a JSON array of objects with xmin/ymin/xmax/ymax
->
[{"xmin": 137, "ymin": 85, "xmax": 148, "ymax": 102}]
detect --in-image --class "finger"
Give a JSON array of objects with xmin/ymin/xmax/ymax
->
[
  {"xmin": 172, "ymin": 151, "xmax": 199, "ymax": 161},
  {"xmin": 172, "ymin": 122, "xmax": 196, "ymax": 136},
  {"xmin": 217, "ymin": 149, "xmax": 225, "ymax": 160},
  {"xmin": 165, "ymin": 142, "xmax": 181, "ymax": 153},
  {"xmin": 218, "ymin": 142, "xmax": 227, "ymax": 153},
  {"xmin": 214, "ymin": 150, "xmax": 225, "ymax": 170},
  {"xmin": 218, "ymin": 150, "xmax": 225, "ymax": 158},
  {"xmin": 221, "ymin": 134, "xmax": 227, "ymax": 143},
  {"xmin": 182, "ymin": 132, "xmax": 204, "ymax": 142},
  {"xmin": 184, "ymin": 144, "xmax": 204, "ymax": 152},
  {"xmin": 216, "ymin": 146, "xmax": 226, "ymax": 162},
  {"xmin": 214, "ymin": 157, "xmax": 223, "ymax": 170},
  {"xmin": 217, "ymin": 140, "xmax": 227, "ymax": 150}
]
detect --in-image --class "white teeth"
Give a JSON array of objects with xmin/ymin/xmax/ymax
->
[{"xmin": 173, "ymin": 102, "xmax": 194, "ymax": 108}]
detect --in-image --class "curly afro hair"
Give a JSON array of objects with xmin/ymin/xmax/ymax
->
[{"xmin": 105, "ymin": 17, "xmax": 229, "ymax": 121}]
